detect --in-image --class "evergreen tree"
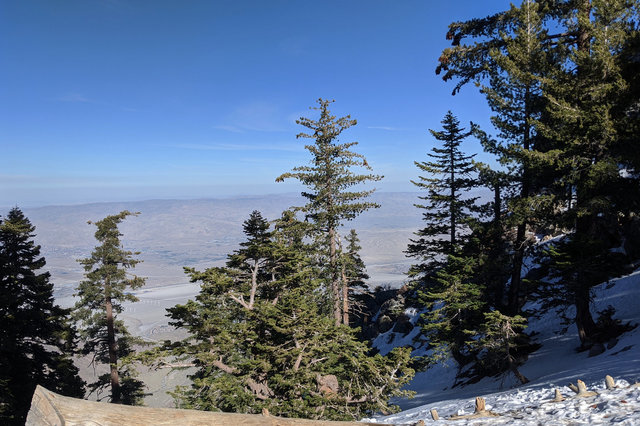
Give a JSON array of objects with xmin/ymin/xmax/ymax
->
[
  {"xmin": 406, "ymin": 110, "xmax": 477, "ymax": 280},
  {"xmin": 276, "ymin": 98, "xmax": 383, "ymax": 326},
  {"xmin": 339, "ymin": 229, "xmax": 369, "ymax": 325},
  {"xmin": 0, "ymin": 208, "xmax": 84, "ymax": 425},
  {"xmin": 439, "ymin": 0, "xmax": 559, "ymax": 315},
  {"xmin": 74, "ymin": 211, "xmax": 146, "ymax": 404},
  {"xmin": 436, "ymin": 0, "xmax": 640, "ymax": 347},
  {"xmin": 146, "ymin": 211, "xmax": 414, "ymax": 420},
  {"xmin": 416, "ymin": 253, "xmax": 485, "ymax": 365},
  {"xmin": 538, "ymin": 0, "xmax": 640, "ymax": 346},
  {"xmin": 470, "ymin": 311, "xmax": 529, "ymax": 384},
  {"xmin": 405, "ymin": 111, "xmax": 485, "ymax": 366}
]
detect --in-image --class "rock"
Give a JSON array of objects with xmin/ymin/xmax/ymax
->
[
  {"xmin": 392, "ymin": 314, "xmax": 414, "ymax": 334},
  {"xmin": 377, "ymin": 315, "xmax": 393, "ymax": 333},
  {"xmin": 317, "ymin": 374, "xmax": 339, "ymax": 396}
]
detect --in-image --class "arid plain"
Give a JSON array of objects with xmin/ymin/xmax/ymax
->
[{"xmin": 20, "ymin": 192, "xmax": 427, "ymax": 405}]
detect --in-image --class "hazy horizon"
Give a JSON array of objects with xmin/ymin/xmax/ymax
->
[{"xmin": 1, "ymin": 0, "xmax": 510, "ymax": 208}]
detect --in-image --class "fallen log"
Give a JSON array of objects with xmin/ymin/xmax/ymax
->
[{"xmin": 26, "ymin": 385, "xmax": 380, "ymax": 426}]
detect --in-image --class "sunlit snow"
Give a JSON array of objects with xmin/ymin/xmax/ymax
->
[{"xmin": 364, "ymin": 268, "xmax": 640, "ymax": 424}]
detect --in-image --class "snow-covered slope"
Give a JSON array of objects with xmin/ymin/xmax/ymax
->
[{"xmin": 365, "ymin": 268, "xmax": 640, "ymax": 424}]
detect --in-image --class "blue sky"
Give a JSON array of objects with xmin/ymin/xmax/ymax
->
[{"xmin": 1, "ymin": 0, "xmax": 512, "ymax": 207}]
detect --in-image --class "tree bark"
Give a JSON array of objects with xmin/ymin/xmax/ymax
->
[
  {"xmin": 248, "ymin": 260, "xmax": 259, "ymax": 309},
  {"xmin": 508, "ymin": 224, "xmax": 526, "ymax": 315},
  {"xmin": 105, "ymin": 292, "xmax": 120, "ymax": 403},
  {"xmin": 341, "ymin": 267, "xmax": 349, "ymax": 326},
  {"xmin": 574, "ymin": 277, "xmax": 598, "ymax": 346},
  {"xmin": 508, "ymin": 84, "xmax": 533, "ymax": 316},
  {"xmin": 329, "ymin": 226, "xmax": 341, "ymax": 326}
]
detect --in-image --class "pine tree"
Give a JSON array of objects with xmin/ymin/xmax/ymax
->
[
  {"xmin": 74, "ymin": 210, "xmax": 146, "ymax": 404},
  {"xmin": 470, "ymin": 311, "xmax": 529, "ymax": 384},
  {"xmin": 439, "ymin": 0, "xmax": 560, "ymax": 315},
  {"xmin": 406, "ymin": 110, "xmax": 477, "ymax": 279},
  {"xmin": 0, "ymin": 208, "xmax": 84, "ymax": 424},
  {"xmin": 436, "ymin": 0, "xmax": 640, "ymax": 346},
  {"xmin": 541, "ymin": 0, "xmax": 640, "ymax": 347},
  {"xmin": 417, "ymin": 253, "xmax": 485, "ymax": 365},
  {"xmin": 276, "ymin": 98, "xmax": 383, "ymax": 325},
  {"xmin": 146, "ymin": 211, "xmax": 414, "ymax": 420},
  {"xmin": 339, "ymin": 229, "xmax": 369, "ymax": 325}
]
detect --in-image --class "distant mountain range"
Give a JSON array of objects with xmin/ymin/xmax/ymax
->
[{"xmin": 19, "ymin": 192, "xmax": 437, "ymax": 298}]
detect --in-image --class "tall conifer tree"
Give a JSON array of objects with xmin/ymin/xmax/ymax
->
[
  {"xmin": 438, "ymin": 0, "xmax": 559, "ymax": 314},
  {"xmin": 538, "ymin": 0, "xmax": 640, "ymax": 346},
  {"xmin": 276, "ymin": 98, "xmax": 382, "ymax": 325},
  {"xmin": 0, "ymin": 208, "xmax": 84, "ymax": 424},
  {"xmin": 74, "ymin": 210, "xmax": 146, "ymax": 404},
  {"xmin": 406, "ymin": 111, "xmax": 484, "ymax": 365},
  {"xmin": 406, "ymin": 111, "xmax": 477, "ymax": 279},
  {"xmin": 437, "ymin": 0, "xmax": 640, "ymax": 345}
]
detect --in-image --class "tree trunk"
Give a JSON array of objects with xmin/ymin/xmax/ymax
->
[
  {"xmin": 329, "ymin": 226, "xmax": 341, "ymax": 326},
  {"xmin": 450, "ymin": 151, "xmax": 456, "ymax": 250},
  {"xmin": 574, "ymin": 278, "xmax": 598, "ymax": 346},
  {"xmin": 105, "ymin": 293, "xmax": 120, "ymax": 403},
  {"xmin": 341, "ymin": 267, "xmax": 349, "ymax": 326},
  {"xmin": 508, "ymin": 224, "xmax": 526, "ymax": 315},
  {"xmin": 248, "ymin": 260, "xmax": 259, "ymax": 309},
  {"xmin": 493, "ymin": 182, "xmax": 501, "ymax": 226}
]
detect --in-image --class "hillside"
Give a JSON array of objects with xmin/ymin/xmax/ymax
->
[{"xmin": 365, "ymin": 267, "xmax": 640, "ymax": 424}]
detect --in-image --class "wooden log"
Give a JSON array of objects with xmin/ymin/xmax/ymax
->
[
  {"xmin": 448, "ymin": 396, "xmax": 499, "ymax": 420},
  {"xmin": 575, "ymin": 380, "xmax": 598, "ymax": 397},
  {"xmin": 553, "ymin": 389, "xmax": 565, "ymax": 402},
  {"xmin": 430, "ymin": 408, "xmax": 439, "ymax": 420},
  {"xmin": 474, "ymin": 397, "xmax": 485, "ymax": 413},
  {"xmin": 25, "ymin": 385, "xmax": 380, "ymax": 426},
  {"xmin": 605, "ymin": 375, "xmax": 616, "ymax": 390},
  {"xmin": 568, "ymin": 383, "xmax": 580, "ymax": 394}
]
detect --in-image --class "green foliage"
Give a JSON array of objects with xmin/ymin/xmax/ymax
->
[
  {"xmin": 470, "ymin": 311, "xmax": 529, "ymax": 384},
  {"xmin": 74, "ymin": 210, "xmax": 146, "ymax": 404},
  {"xmin": 416, "ymin": 253, "xmax": 485, "ymax": 365},
  {"xmin": 341, "ymin": 229, "xmax": 369, "ymax": 294},
  {"xmin": 437, "ymin": 0, "xmax": 640, "ymax": 348},
  {"xmin": 407, "ymin": 111, "xmax": 478, "ymax": 279},
  {"xmin": 0, "ymin": 208, "xmax": 84, "ymax": 425},
  {"xmin": 277, "ymin": 98, "xmax": 383, "ymax": 324},
  {"xmin": 146, "ymin": 211, "xmax": 414, "ymax": 420}
]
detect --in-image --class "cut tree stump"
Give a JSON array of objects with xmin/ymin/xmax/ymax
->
[
  {"xmin": 552, "ymin": 389, "xmax": 565, "ymax": 402},
  {"xmin": 568, "ymin": 383, "xmax": 580, "ymax": 394},
  {"xmin": 430, "ymin": 408, "xmax": 439, "ymax": 420},
  {"xmin": 448, "ymin": 397, "xmax": 499, "ymax": 420},
  {"xmin": 605, "ymin": 375, "xmax": 616, "ymax": 390},
  {"xmin": 575, "ymin": 380, "xmax": 598, "ymax": 397},
  {"xmin": 26, "ymin": 385, "xmax": 381, "ymax": 426}
]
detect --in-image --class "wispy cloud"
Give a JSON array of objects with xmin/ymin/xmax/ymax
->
[
  {"xmin": 212, "ymin": 125, "xmax": 244, "ymax": 133},
  {"xmin": 57, "ymin": 93, "xmax": 93, "ymax": 103},
  {"xmin": 168, "ymin": 143, "xmax": 300, "ymax": 152},
  {"xmin": 367, "ymin": 126, "xmax": 405, "ymax": 131},
  {"xmin": 214, "ymin": 101, "xmax": 292, "ymax": 133}
]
